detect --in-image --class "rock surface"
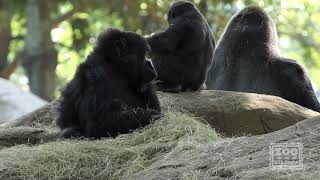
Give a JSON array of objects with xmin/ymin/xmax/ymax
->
[
  {"xmin": 129, "ymin": 115, "xmax": 320, "ymax": 179},
  {"xmin": 159, "ymin": 91, "xmax": 319, "ymax": 136},
  {"xmin": 0, "ymin": 127, "xmax": 56, "ymax": 149},
  {"xmin": 0, "ymin": 78, "xmax": 46, "ymax": 124},
  {"xmin": 6, "ymin": 90, "xmax": 319, "ymax": 136}
]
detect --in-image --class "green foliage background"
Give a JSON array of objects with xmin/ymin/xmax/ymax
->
[{"xmin": 4, "ymin": 0, "xmax": 320, "ymax": 98}]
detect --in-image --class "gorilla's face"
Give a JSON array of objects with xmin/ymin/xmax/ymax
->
[
  {"xmin": 142, "ymin": 57, "xmax": 157, "ymax": 83},
  {"xmin": 139, "ymin": 58, "xmax": 157, "ymax": 92},
  {"xmin": 167, "ymin": 1, "xmax": 198, "ymax": 24},
  {"xmin": 119, "ymin": 36, "xmax": 156, "ymax": 92},
  {"xmin": 96, "ymin": 29, "xmax": 157, "ymax": 92}
]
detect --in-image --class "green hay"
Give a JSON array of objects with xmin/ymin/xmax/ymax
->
[{"xmin": 0, "ymin": 110, "xmax": 221, "ymax": 180}]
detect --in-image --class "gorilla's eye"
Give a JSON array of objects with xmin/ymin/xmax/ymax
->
[
  {"xmin": 145, "ymin": 52, "xmax": 151, "ymax": 59},
  {"xmin": 169, "ymin": 10, "xmax": 176, "ymax": 18},
  {"xmin": 146, "ymin": 44, "xmax": 151, "ymax": 53}
]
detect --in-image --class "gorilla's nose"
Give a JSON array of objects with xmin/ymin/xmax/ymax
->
[{"xmin": 144, "ymin": 60, "xmax": 157, "ymax": 81}]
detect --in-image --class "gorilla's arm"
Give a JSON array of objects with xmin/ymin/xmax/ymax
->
[
  {"xmin": 56, "ymin": 78, "xmax": 82, "ymax": 131},
  {"xmin": 83, "ymin": 99, "xmax": 123, "ymax": 138},
  {"xmin": 57, "ymin": 82, "xmax": 77, "ymax": 129},
  {"xmin": 120, "ymin": 86, "xmax": 161, "ymax": 123},
  {"xmin": 147, "ymin": 23, "xmax": 187, "ymax": 53},
  {"xmin": 84, "ymin": 99, "xmax": 158, "ymax": 138},
  {"xmin": 177, "ymin": 23, "xmax": 207, "ymax": 53},
  {"xmin": 57, "ymin": 63, "xmax": 116, "ymax": 138},
  {"xmin": 85, "ymin": 88, "xmax": 161, "ymax": 138},
  {"xmin": 143, "ymin": 84, "xmax": 161, "ymax": 118},
  {"xmin": 56, "ymin": 79, "xmax": 86, "ymax": 138},
  {"xmin": 273, "ymin": 60, "xmax": 320, "ymax": 112}
]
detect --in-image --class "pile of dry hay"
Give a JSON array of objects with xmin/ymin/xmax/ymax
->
[{"xmin": 0, "ymin": 109, "xmax": 221, "ymax": 179}]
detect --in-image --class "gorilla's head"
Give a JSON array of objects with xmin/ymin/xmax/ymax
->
[
  {"xmin": 167, "ymin": 1, "xmax": 201, "ymax": 24},
  {"xmin": 95, "ymin": 29, "xmax": 157, "ymax": 92},
  {"xmin": 224, "ymin": 6, "xmax": 278, "ymax": 46}
]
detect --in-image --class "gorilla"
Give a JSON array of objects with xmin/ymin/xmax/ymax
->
[
  {"xmin": 206, "ymin": 6, "xmax": 320, "ymax": 112},
  {"xmin": 146, "ymin": 0, "xmax": 215, "ymax": 92},
  {"xmin": 56, "ymin": 28, "xmax": 161, "ymax": 139}
]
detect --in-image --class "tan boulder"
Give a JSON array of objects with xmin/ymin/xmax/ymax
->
[{"xmin": 158, "ymin": 90, "xmax": 319, "ymax": 136}]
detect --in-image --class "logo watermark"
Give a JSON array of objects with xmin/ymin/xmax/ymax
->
[{"xmin": 270, "ymin": 142, "xmax": 303, "ymax": 170}]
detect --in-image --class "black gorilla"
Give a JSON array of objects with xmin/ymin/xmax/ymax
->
[
  {"xmin": 206, "ymin": 6, "xmax": 320, "ymax": 112},
  {"xmin": 56, "ymin": 28, "xmax": 161, "ymax": 138},
  {"xmin": 146, "ymin": 0, "xmax": 215, "ymax": 92}
]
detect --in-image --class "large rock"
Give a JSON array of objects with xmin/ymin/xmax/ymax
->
[
  {"xmin": 129, "ymin": 115, "xmax": 320, "ymax": 179},
  {"xmin": 0, "ymin": 78, "xmax": 46, "ymax": 124},
  {"xmin": 5, "ymin": 90, "xmax": 320, "ymax": 136},
  {"xmin": 159, "ymin": 91, "xmax": 319, "ymax": 136}
]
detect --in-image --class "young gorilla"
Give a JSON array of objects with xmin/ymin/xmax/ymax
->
[
  {"xmin": 56, "ymin": 29, "xmax": 161, "ymax": 138},
  {"xmin": 206, "ymin": 6, "xmax": 320, "ymax": 112},
  {"xmin": 146, "ymin": 0, "xmax": 215, "ymax": 92}
]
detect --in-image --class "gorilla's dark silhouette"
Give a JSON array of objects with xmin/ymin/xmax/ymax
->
[
  {"xmin": 206, "ymin": 6, "xmax": 320, "ymax": 112},
  {"xmin": 57, "ymin": 29, "xmax": 161, "ymax": 138}
]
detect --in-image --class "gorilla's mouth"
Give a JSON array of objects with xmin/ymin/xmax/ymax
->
[{"xmin": 138, "ymin": 83, "xmax": 149, "ymax": 93}]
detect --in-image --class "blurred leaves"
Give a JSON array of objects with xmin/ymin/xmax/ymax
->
[{"xmin": 70, "ymin": 18, "xmax": 90, "ymax": 51}]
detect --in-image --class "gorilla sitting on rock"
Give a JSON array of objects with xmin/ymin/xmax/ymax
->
[
  {"xmin": 147, "ymin": 0, "xmax": 215, "ymax": 92},
  {"xmin": 206, "ymin": 6, "xmax": 320, "ymax": 112},
  {"xmin": 56, "ymin": 28, "xmax": 161, "ymax": 139}
]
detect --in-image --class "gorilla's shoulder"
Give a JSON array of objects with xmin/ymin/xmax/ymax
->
[
  {"xmin": 75, "ymin": 59, "xmax": 108, "ymax": 84},
  {"xmin": 271, "ymin": 58, "xmax": 307, "ymax": 80}
]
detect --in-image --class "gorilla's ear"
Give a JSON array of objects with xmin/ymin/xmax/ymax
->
[{"xmin": 114, "ymin": 37, "xmax": 128, "ymax": 57}]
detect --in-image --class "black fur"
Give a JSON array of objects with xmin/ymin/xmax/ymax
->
[
  {"xmin": 206, "ymin": 6, "xmax": 320, "ymax": 112},
  {"xmin": 56, "ymin": 28, "xmax": 161, "ymax": 138},
  {"xmin": 146, "ymin": 0, "xmax": 215, "ymax": 92}
]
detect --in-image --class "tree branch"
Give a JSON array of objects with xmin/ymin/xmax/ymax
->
[
  {"xmin": 51, "ymin": 9, "xmax": 77, "ymax": 29},
  {"xmin": 10, "ymin": 35, "xmax": 24, "ymax": 40},
  {"xmin": 0, "ymin": 52, "xmax": 24, "ymax": 79}
]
